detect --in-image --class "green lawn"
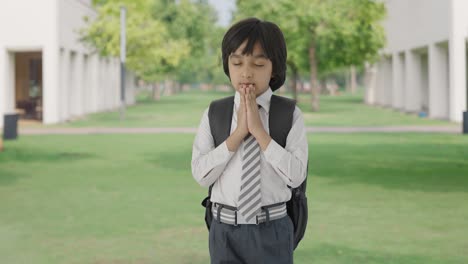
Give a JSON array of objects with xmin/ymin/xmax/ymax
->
[
  {"xmin": 1, "ymin": 133, "xmax": 467, "ymax": 263},
  {"xmin": 31, "ymin": 90, "xmax": 456, "ymax": 128}
]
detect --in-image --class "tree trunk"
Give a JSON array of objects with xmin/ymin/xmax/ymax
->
[
  {"xmin": 288, "ymin": 63, "xmax": 298, "ymax": 102},
  {"xmin": 164, "ymin": 78, "xmax": 173, "ymax": 96},
  {"xmin": 152, "ymin": 83, "xmax": 160, "ymax": 101},
  {"xmin": 350, "ymin": 65, "xmax": 357, "ymax": 94},
  {"xmin": 174, "ymin": 81, "xmax": 181, "ymax": 94},
  {"xmin": 292, "ymin": 70, "xmax": 298, "ymax": 102},
  {"xmin": 346, "ymin": 68, "xmax": 351, "ymax": 93},
  {"xmin": 309, "ymin": 41, "xmax": 320, "ymax": 111}
]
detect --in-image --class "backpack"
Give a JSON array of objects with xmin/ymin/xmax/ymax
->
[{"xmin": 200, "ymin": 94, "xmax": 308, "ymax": 250}]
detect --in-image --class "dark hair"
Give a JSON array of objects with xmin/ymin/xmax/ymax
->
[{"xmin": 221, "ymin": 17, "xmax": 287, "ymax": 91}]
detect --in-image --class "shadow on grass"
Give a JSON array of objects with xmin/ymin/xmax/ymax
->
[
  {"xmin": 144, "ymin": 146, "xmax": 192, "ymax": 172},
  {"xmin": 0, "ymin": 145, "xmax": 96, "ymax": 185},
  {"xmin": 0, "ymin": 144, "xmax": 96, "ymax": 164},
  {"xmin": 295, "ymin": 243, "xmax": 461, "ymax": 264},
  {"xmin": 0, "ymin": 168, "xmax": 28, "ymax": 186},
  {"xmin": 311, "ymin": 142, "xmax": 468, "ymax": 193}
]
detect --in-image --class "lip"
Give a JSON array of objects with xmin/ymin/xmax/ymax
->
[{"xmin": 240, "ymin": 83, "xmax": 255, "ymax": 86}]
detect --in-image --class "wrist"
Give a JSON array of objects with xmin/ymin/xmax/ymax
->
[
  {"xmin": 252, "ymin": 128, "xmax": 271, "ymax": 151},
  {"xmin": 251, "ymin": 127, "xmax": 267, "ymax": 138}
]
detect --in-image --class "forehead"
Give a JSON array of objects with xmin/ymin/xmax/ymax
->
[{"xmin": 230, "ymin": 41, "xmax": 267, "ymax": 59}]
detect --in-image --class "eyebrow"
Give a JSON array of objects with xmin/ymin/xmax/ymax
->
[{"xmin": 230, "ymin": 53, "xmax": 268, "ymax": 59}]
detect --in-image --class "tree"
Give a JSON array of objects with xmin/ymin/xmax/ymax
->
[
  {"xmin": 152, "ymin": 0, "xmax": 226, "ymax": 89},
  {"xmin": 235, "ymin": 0, "xmax": 386, "ymax": 110},
  {"xmin": 81, "ymin": 0, "xmax": 190, "ymax": 99}
]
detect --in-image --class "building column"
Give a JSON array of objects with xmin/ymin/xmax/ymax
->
[
  {"xmin": 67, "ymin": 51, "xmax": 80, "ymax": 118},
  {"xmin": 364, "ymin": 62, "xmax": 377, "ymax": 105},
  {"xmin": 375, "ymin": 60, "xmax": 385, "ymax": 105},
  {"xmin": 383, "ymin": 56, "xmax": 393, "ymax": 107},
  {"xmin": 449, "ymin": 0, "xmax": 468, "ymax": 122},
  {"xmin": 82, "ymin": 54, "xmax": 89, "ymax": 115},
  {"xmin": 59, "ymin": 48, "xmax": 70, "ymax": 121},
  {"xmin": 98, "ymin": 57, "xmax": 105, "ymax": 111},
  {"xmin": 113, "ymin": 58, "xmax": 119, "ymax": 108},
  {"xmin": 0, "ymin": 48, "xmax": 5, "ymax": 127},
  {"xmin": 420, "ymin": 52, "xmax": 429, "ymax": 113},
  {"xmin": 75, "ymin": 53, "xmax": 84, "ymax": 116},
  {"xmin": 43, "ymin": 45, "xmax": 60, "ymax": 124},
  {"xmin": 0, "ymin": 49, "xmax": 15, "ymax": 127},
  {"xmin": 392, "ymin": 52, "xmax": 405, "ymax": 109},
  {"xmin": 90, "ymin": 54, "xmax": 99, "ymax": 113},
  {"xmin": 405, "ymin": 50, "xmax": 421, "ymax": 112},
  {"xmin": 429, "ymin": 43, "xmax": 449, "ymax": 119}
]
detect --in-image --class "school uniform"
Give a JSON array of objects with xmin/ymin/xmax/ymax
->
[{"xmin": 192, "ymin": 88, "xmax": 308, "ymax": 264}]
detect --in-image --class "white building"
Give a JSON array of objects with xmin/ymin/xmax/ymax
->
[
  {"xmin": 365, "ymin": 0, "xmax": 468, "ymax": 122},
  {"xmin": 0, "ymin": 0, "xmax": 136, "ymax": 127}
]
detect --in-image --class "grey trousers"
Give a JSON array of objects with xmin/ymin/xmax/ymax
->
[{"xmin": 209, "ymin": 215, "xmax": 294, "ymax": 264}]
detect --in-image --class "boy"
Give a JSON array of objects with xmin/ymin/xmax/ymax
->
[{"xmin": 191, "ymin": 17, "xmax": 308, "ymax": 263}]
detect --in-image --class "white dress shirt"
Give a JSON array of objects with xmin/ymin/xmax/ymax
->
[{"xmin": 191, "ymin": 88, "xmax": 308, "ymax": 224}]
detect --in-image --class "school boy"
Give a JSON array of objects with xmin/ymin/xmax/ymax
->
[{"xmin": 191, "ymin": 17, "xmax": 308, "ymax": 264}]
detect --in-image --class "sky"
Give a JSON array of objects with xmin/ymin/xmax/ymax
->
[{"xmin": 207, "ymin": 0, "xmax": 236, "ymax": 27}]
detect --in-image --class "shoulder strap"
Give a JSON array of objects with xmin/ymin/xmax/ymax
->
[
  {"xmin": 207, "ymin": 96, "xmax": 234, "ymax": 197},
  {"xmin": 269, "ymin": 94, "xmax": 296, "ymax": 148},
  {"xmin": 208, "ymin": 96, "xmax": 235, "ymax": 147}
]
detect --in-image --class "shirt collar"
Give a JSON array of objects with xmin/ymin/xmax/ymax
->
[{"xmin": 234, "ymin": 87, "xmax": 272, "ymax": 113}]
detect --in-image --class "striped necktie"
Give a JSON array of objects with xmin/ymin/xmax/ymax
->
[{"xmin": 238, "ymin": 133, "xmax": 262, "ymax": 222}]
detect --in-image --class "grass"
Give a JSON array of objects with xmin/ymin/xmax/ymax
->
[
  {"xmin": 1, "ymin": 133, "xmax": 468, "ymax": 263},
  {"xmin": 27, "ymin": 89, "xmax": 456, "ymax": 128}
]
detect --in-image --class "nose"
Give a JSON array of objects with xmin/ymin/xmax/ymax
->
[{"xmin": 241, "ymin": 66, "xmax": 253, "ymax": 79}]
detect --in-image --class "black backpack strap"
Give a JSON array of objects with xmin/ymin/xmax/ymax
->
[
  {"xmin": 208, "ymin": 96, "xmax": 234, "ymax": 147},
  {"xmin": 269, "ymin": 95, "xmax": 296, "ymax": 148},
  {"xmin": 207, "ymin": 96, "xmax": 235, "ymax": 197}
]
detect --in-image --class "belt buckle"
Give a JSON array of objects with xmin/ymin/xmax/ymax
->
[{"xmin": 234, "ymin": 210, "xmax": 238, "ymax": 226}]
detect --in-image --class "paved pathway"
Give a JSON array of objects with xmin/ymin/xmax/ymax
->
[{"xmin": 18, "ymin": 126, "xmax": 462, "ymax": 135}]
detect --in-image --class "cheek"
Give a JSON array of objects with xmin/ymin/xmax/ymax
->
[{"xmin": 228, "ymin": 65, "xmax": 238, "ymax": 78}]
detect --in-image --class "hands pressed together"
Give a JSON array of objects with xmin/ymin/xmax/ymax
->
[
  {"xmin": 225, "ymin": 84, "xmax": 271, "ymax": 152},
  {"xmin": 237, "ymin": 84, "xmax": 264, "ymax": 139}
]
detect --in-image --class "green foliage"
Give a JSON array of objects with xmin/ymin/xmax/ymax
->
[
  {"xmin": 82, "ymin": 0, "xmax": 225, "ymax": 84},
  {"xmin": 81, "ymin": 0, "xmax": 189, "ymax": 82},
  {"xmin": 152, "ymin": 0, "xmax": 226, "ymax": 84},
  {"xmin": 235, "ymin": 0, "xmax": 386, "ymax": 75}
]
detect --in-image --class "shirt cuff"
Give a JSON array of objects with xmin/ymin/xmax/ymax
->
[{"xmin": 263, "ymin": 139, "xmax": 286, "ymax": 166}]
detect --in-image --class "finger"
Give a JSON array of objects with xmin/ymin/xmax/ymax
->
[
  {"xmin": 248, "ymin": 85, "xmax": 255, "ymax": 107},
  {"xmin": 250, "ymin": 84, "xmax": 255, "ymax": 97}
]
